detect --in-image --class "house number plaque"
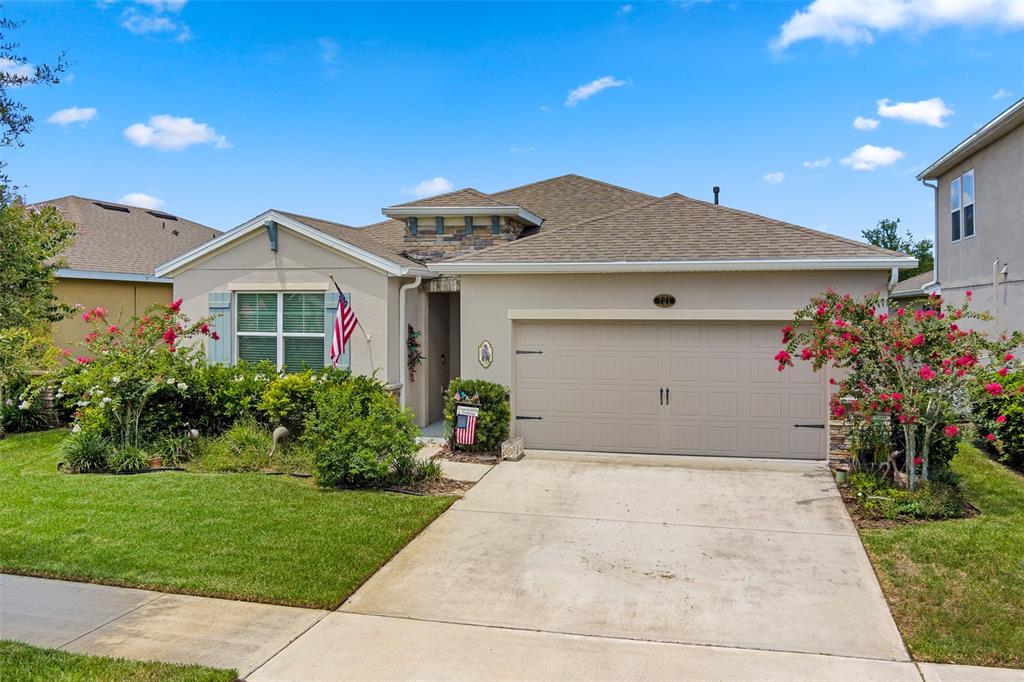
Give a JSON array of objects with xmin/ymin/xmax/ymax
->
[{"xmin": 653, "ymin": 294, "xmax": 676, "ymax": 308}]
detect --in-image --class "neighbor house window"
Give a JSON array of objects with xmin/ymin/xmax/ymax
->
[
  {"xmin": 951, "ymin": 169, "xmax": 975, "ymax": 242},
  {"xmin": 236, "ymin": 292, "xmax": 324, "ymax": 372}
]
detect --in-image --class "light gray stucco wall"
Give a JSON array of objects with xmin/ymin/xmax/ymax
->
[
  {"xmin": 935, "ymin": 124, "xmax": 1024, "ymax": 333},
  {"xmin": 456, "ymin": 270, "xmax": 891, "ymax": 388}
]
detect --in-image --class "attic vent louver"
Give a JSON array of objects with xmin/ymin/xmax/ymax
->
[
  {"xmin": 94, "ymin": 201, "xmax": 130, "ymax": 213},
  {"xmin": 147, "ymin": 210, "xmax": 178, "ymax": 221}
]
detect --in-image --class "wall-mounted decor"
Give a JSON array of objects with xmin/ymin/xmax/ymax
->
[
  {"xmin": 407, "ymin": 324, "xmax": 424, "ymax": 382},
  {"xmin": 477, "ymin": 340, "xmax": 494, "ymax": 369},
  {"xmin": 653, "ymin": 294, "xmax": 676, "ymax": 308}
]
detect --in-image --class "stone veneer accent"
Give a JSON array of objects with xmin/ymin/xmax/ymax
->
[
  {"xmin": 403, "ymin": 215, "xmax": 525, "ymax": 262},
  {"xmin": 829, "ymin": 419, "xmax": 853, "ymax": 471}
]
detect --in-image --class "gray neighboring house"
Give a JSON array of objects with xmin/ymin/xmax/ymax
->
[
  {"xmin": 909, "ymin": 97, "xmax": 1024, "ymax": 331},
  {"xmin": 158, "ymin": 174, "xmax": 916, "ymax": 460}
]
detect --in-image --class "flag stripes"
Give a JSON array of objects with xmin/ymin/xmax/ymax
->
[{"xmin": 330, "ymin": 292, "xmax": 357, "ymax": 367}]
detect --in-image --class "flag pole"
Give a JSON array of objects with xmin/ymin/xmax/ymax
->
[{"xmin": 328, "ymin": 273, "xmax": 375, "ymax": 372}]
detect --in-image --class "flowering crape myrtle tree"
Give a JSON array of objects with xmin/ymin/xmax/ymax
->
[
  {"xmin": 55, "ymin": 299, "xmax": 216, "ymax": 448},
  {"xmin": 776, "ymin": 289, "xmax": 1022, "ymax": 490}
]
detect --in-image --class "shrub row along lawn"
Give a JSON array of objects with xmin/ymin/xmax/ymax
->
[
  {"xmin": 0, "ymin": 640, "xmax": 236, "ymax": 682},
  {"xmin": 0, "ymin": 430, "xmax": 454, "ymax": 609},
  {"xmin": 860, "ymin": 444, "xmax": 1024, "ymax": 668}
]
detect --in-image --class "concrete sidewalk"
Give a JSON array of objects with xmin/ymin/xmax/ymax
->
[{"xmin": 0, "ymin": 574, "xmax": 327, "ymax": 678}]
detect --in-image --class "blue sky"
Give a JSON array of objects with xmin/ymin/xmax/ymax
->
[{"xmin": 7, "ymin": 1, "xmax": 1024, "ymax": 241}]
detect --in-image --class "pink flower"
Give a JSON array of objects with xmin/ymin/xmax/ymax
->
[
  {"xmin": 800, "ymin": 347, "xmax": 813, "ymax": 361},
  {"xmin": 918, "ymin": 365, "xmax": 936, "ymax": 381},
  {"xmin": 986, "ymin": 433, "xmax": 995, "ymax": 441},
  {"xmin": 75, "ymin": 356, "xmax": 92, "ymax": 365},
  {"xmin": 966, "ymin": 290, "xmax": 972, "ymax": 299},
  {"xmin": 910, "ymin": 334, "xmax": 925, "ymax": 346},
  {"xmin": 108, "ymin": 325, "xmax": 120, "ymax": 334},
  {"xmin": 943, "ymin": 425, "xmax": 959, "ymax": 438},
  {"xmin": 169, "ymin": 298, "xmax": 183, "ymax": 312},
  {"xmin": 1005, "ymin": 353, "xmax": 1015, "ymax": 362},
  {"xmin": 163, "ymin": 328, "xmax": 177, "ymax": 345},
  {"xmin": 211, "ymin": 331, "xmax": 220, "ymax": 341},
  {"xmin": 84, "ymin": 332, "xmax": 98, "ymax": 343},
  {"xmin": 774, "ymin": 350, "xmax": 792, "ymax": 364},
  {"xmin": 168, "ymin": 345, "xmax": 176, "ymax": 353},
  {"xmin": 913, "ymin": 456, "xmax": 923, "ymax": 466},
  {"xmin": 781, "ymin": 325, "xmax": 793, "ymax": 342},
  {"xmin": 986, "ymin": 383, "xmax": 1004, "ymax": 396},
  {"xmin": 996, "ymin": 415, "xmax": 1007, "ymax": 425},
  {"xmin": 998, "ymin": 367, "xmax": 1009, "ymax": 377},
  {"xmin": 832, "ymin": 404, "xmax": 846, "ymax": 418},
  {"xmin": 60, "ymin": 348, "xmax": 72, "ymax": 357},
  {"xmin": 82, "ymin": 311, "xmax": 92, "ymax": 322},
  {"xmin": 199, "ymin": 323, "xmax": 210, "ymax": 335}
]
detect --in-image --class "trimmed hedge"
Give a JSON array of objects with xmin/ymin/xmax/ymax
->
[{"xmin": 443, "ymin": 378, "xmax": 510, "ymax": 453}]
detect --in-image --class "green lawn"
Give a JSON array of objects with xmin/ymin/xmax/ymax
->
[
  {"xmin": 860, "ymin": 444, "xmax": 1024, "ymax": 668},
  {"xmin": 0, "ymin": 430, "xmax": 454, "ymax": 609},
  {"xmin": 0, "ymin": 640, "xmax": 236, "ymax": 682}
]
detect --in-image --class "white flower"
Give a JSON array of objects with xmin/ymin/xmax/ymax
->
[
  {"xmin": 4, "ymin": 398, "xmax": 11, "ymax": 406},
  {"xmin": 18, "ymin": 401, "xmax": 30, "ymax": 410},
  {"xmin": 234, "ymin": 376, "xmax": 244, "ymax": 382},
  {"xmin": 101, "ymin": 397, "xmax": 112, "ymax": 404},
  {"xmin": 55, "ymin": 390, "xmax": 64, "ymax": 398},
  {"xmin": 111, "ymin": 376, "xmax": 121, "ymax": 385},
  {"xmin": 255, "ymin": 374, "xmax": 266, "ymax": 381},
  {"xmin": 94, "ymin": 389, "xmax": 104, "ymax": 397},
  {"xmin": 177, "ymin": 382, "xmax": 188, "ymax": 391},
  {"xmin": 76, "ymin": 400, "xmax": 89, "ymax": 407},
  {"xmin": 166, "ymin": 378, "xmax": 176, "ymax": 385},
  {"xmin": 71, "ymin": 424, "xmax": 81, "ymax": 433}
]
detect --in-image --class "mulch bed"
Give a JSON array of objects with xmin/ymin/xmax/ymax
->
[
  {"xmin": 434, "ymin": 442, "xmax": 501, "ymax": 465},
  {"xmin": 838, "ymin": 481, "xmax": 979, "ymax": 530},
  {"xmin": 387, "ymin": 478, "xmax": 474, "ymax": 496}
]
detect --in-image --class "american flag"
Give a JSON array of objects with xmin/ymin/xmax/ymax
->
[
  {"xmin": 330, "ymin": 292, "xmax": 357, "ymax": 367},
  {"xmin": 455, "ymin": 408, "xmax": 477, "ymax": 446}
]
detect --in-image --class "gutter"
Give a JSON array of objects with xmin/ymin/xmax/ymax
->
[
  {"xmin": 431, "ymin": 256, "xmax": 918, "ymax": 275},
  {"xmin": 398, "ymin": 276, "xmax": 422, "ymax": 410},
  {"xmin": 57, "ymin": 268, "xmax": 173, "ymax": 284}
]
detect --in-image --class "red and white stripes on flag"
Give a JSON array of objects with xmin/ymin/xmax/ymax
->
[
  {"xmin": 455, "ymin": 406, "xmax": 478, "ymax": 446},
  {"xmin": 330, "ymin": 292, "xmax": 357, "ymax": 367}
]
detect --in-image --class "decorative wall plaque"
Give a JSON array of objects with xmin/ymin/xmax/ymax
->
[
  {"xmin": 653, "ymin": 294, "xmax": 676, "ymax": 308},
  {"xmin": 478, "ymin": 340, "xmax": 494, "ymax": 369}
]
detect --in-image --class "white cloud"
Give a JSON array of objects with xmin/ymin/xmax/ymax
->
[
  {"xmin": 802, "ymin": 157, "xmax": 831, "ymax": 169},
  {"xmin": 123, "ymin": 115, "xmax": 229, "ymax": 151},
  {"xmin": 0, "ymin": 57, "xmax": 34, "ymax": 80},
  {"xmin": 404, "ymin": 177, "xmax": 454, "ymax": 198},
  {"xmin": 565, "ymin": 76, "xmax": 628, "ymax": 107},
  {"xmin": 992, "ymin": 88, "xmax": 1014, "ymax": 100},
  {"xmin": 118, "ymin": 192, "xmax": 165, "ymax": 209},
  {"xmin": 773, "ymin": 0, "xmax": 1024, "ymax": 50},
  {"xmin": 877, "ymin": 97, "xmax": 953, "ymax": 127},
  {"xmin": 840, "ymin": 144, "xmax": 905, "ymax": 171},
  {"xmin": 762, "ymin": 172, "xmax": 786, "ymax": 185},
  {"xmin": 121, "ymin": 1, "xmax": 190, "ymax": 42},
  {"xmin": 47, "ymin": 107, "xmax": 98, "ymax": 126},
  {"xmin": 539, "ymin": 105, "xmax": 551, "ymax": 113},
  {"xmin": 853, "ymin": 115, "xmax": 879, "ymax": 131},
  {"xmin": 134, "ymin": 0, "xmax": 187, "ymax": 11},
  {"xmin": 318, "ymin": 38, "xmax": 340, "ymax": 64},
  {"xmin": 618, "ymin": 4, "xmax": 634, "ymax": 15}
]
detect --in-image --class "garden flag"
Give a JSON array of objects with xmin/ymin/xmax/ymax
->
[
  {"xmin": 455, "ymin": 405, "xmax": 479, "ymax": 446},
  {"xmin": 330, "ymin": 291, "xmax": 358, "ymax": 367}
]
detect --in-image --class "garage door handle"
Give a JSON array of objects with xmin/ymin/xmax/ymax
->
[
  {"xmin": 793, "ymin": 424, "xmax": 826, "ymax": 429},
  {"xmin": 665, "ymin": 388, "xmax": 670, "ymax": 405},
  {"xmin": 516, "ymin": 350, "xmax": 543, "ymax": 355},
  {"xmin": 659, "ymin": 388, "xmax": 664, "ymax": 405},
  {"xmin": 516, "ymin": 415, "xmax": 544, "ymax": 421}
]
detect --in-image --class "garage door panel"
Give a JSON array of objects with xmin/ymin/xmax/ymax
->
[{"xmin": 514, "ymin": 321, "xmax": 825, "ymax": 459}]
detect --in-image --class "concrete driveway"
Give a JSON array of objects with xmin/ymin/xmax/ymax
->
[{"xmin": 252, "ymin": 451, "xmax": 916, "ymax": 681}]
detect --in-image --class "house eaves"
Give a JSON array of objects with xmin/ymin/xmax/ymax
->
[
  {"xmin": 382, "ymin": 205, "xmax": 544, "ymax": 227},
  {"xmin": 917, "ymin": 97, "xmax": 1024, "ymax": 180},
  {"xmin": 431, "ymin": 256, "xmax": 919, "ymax": 275}
]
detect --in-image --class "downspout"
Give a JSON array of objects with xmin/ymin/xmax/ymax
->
[
  {"xmin": 398, "ymin": 276, "xmax": 422, "ymax": 409},
  {"xmin": 921, "ymin": 179, "xmax": 939, "ymax": 290}
]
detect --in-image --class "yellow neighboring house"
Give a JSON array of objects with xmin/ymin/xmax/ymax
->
[{"xmin": 33, "ymin": 196, "xmax": 219, "ymax": 351}]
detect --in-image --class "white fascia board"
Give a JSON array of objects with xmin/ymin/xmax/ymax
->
[
  {"xmin": 156, "ymin": 210, "xmax": 434, "ymax": 278},
  {"xmin": 431, "ymin": 257, "xmax": 919, "ymax": 275},
  {"xmin": 58, "ymin": 269, "xmax": 173, "ymax": 284},
  {"xmin": 382, "ymin": 205, "xmax": 544, "ymax": 227},
  {"xmin": 917, "ymin": 98, "xmax": 1024, "ymax": 180}
]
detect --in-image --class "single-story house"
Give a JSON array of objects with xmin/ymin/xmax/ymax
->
[
  {"xmin": 157, "ymin": 174, "xmax": 916, "ymax": 460},
  {"xmin": 34, "ymin": 196, "xmax": 219, "ymax": 351}
]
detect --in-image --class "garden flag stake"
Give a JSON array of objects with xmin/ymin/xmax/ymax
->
[{"xmin": 455, "ymin": 404, "xmax": 479, "ymax": 446}]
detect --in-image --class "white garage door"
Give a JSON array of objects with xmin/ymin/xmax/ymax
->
[{"xmin": 513, "ymin": 321, "xmax": 826, "ymax": 459}]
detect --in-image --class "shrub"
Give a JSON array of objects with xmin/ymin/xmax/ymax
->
[
  {"xmin": 155, "ymin": 433, "xmax": 200, "ymax": 467},
  {"xmin": 60, "ymin": 430, "xmax": 113, "ymax": 472},
  {"xmin": 0, "ymin": 380, "xmax": 53, "ymax": 435},
  {"xmin": 107, "ymin": 445, "xmax": 150, "ymax": 473},
  {"xmin": 191, "ymin": 420, "xmax": 272, "ymax": 473},
  {"xmin": 972, "ymin": 366, "xmax": 1024, "ymax": 469},
  {"xmin": 305, "ymin": 378, "xmax": 420, "ymax": 487},
  {"xmin": 259, "ymin": 372, "xmax": 317, "ymax": 435},
  {"xmin": 442, "ymin": 378, "xmax": 510, "ymax": 453},
  {"xmin": 847, "ymin": 471, "xmax": 965, "ymax": 520}
]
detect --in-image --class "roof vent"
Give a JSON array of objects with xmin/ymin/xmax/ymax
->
[
  {"xmin": 94, "ymin": 201, "xmax": 130, "ymax": 213},
  {"xmin": 171, "ymin": 229, "xmax": 180, "ymax": 236},
  {"xmin": 713, "ymin": 186, "xmax": 720, "ymax": 205},
  {"xmin": 147, "ymin": 210, "xmax": 178, "ymax": 221}
]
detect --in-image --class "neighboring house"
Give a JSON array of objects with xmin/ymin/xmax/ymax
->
[
  {"xmin": 914, "ymin": 97, "xmax": 1024, "ymax": 332},
  {"xmin": 35, "ymin": 196, "xmax": 219, "ymax": 352},
  {"xmin": 889, "ymin": 271, "xmax": 934, "ymax": 303},
  {"xmin": 157, "ymin": 174, "xmax": 914, "ymax": 460}
]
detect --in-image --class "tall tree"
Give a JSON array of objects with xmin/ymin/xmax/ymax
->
[{"xmin": 862, "ymin": 218, "xmax": 934, "ymax": 281}]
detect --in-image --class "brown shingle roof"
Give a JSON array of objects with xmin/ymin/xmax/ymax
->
[
  {"xmin": 277, "ymin": 211, "xmax": 426, "ymax": 270},
  {"xmin": 391, "ymin": 188, "xmax": 507, "ymax": 208},
  {"xmin": 891, "ymin": 271, "xmax": 934, "ymax": 297},
  {"xmin": 36, "ymin": 196, "xmax": 219, "ymax": 276},
  {"xmin": 448, "ymin": 193, "xmax": 899, "ymax": 263}
]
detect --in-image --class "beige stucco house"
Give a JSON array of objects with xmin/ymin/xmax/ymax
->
[
  {"xmin": 905, "ymin": 97, "xmax": 1023, "ymax": 332},
  {"xmin": 158, "ymin": 174, "xmax": 915, "ymax": 460},
  {"xmin": 35, "ymin": 196, "xmax": 219, "ymax": 351}
]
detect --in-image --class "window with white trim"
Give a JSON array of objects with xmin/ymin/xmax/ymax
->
[
  {"xmin": 951, "ymin": 169, "xmax": 975, "ymax": 242},
  {"xmin": 236, "ymin": 292, "xmax": 325, "ymax": 372}
]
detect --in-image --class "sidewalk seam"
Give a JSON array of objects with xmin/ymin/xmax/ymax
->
[{"xmin": 56, "ymin": 592, "xmax": 165, "ymax": 650}]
